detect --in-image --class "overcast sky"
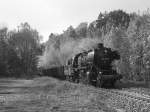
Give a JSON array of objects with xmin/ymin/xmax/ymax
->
[{"xmin": 0, "ymin": 0, "xmax": 150, "ymax": 42}]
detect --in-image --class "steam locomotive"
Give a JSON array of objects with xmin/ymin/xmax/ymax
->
[{"xmin": 64, "ymin": 43, "xmax": 122, "ymax": 87}]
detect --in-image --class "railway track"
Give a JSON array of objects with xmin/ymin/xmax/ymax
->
[
  {"xmin": 106, "ymin": 89, "xmax": 150, "ymax": 102},
  {"xmin": 96, "ymin": 88, "xmax": 150, "ymax": 111},
  {"xmin": 122, "ymin": 88, "xmax": 150, "ymax": 98}
]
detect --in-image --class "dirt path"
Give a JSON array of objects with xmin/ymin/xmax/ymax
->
[{"xmin": 0, "ymin": 77, "xmax": 125, "ymax": 112}]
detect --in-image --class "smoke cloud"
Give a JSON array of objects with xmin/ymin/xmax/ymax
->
[{"xmin": 38, "ymin": 37, "xmax": 101, "ymax": 69}]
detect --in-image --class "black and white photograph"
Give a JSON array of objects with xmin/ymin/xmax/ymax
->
[{"xmin": 0, "ymin": 0, "xmax": 150, "ymax": 111}]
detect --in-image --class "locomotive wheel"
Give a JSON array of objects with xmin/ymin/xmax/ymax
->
[{"xmin": 96, "ymin": 75, "xmax": 103, "ymax": 87}]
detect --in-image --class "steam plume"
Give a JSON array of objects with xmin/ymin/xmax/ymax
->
[{"xmin": 38, "ymin": 37, "xmax": 101, "ymax": 69}]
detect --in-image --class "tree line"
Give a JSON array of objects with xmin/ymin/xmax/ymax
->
[
  {"xmin": 41, "ymin": 9, "xmax": 150, "ymax": 83},
  {"xmin": 1, "ymin": 9, "xmax": 150, "ymax": 83},
  {"xmin": 0, "ymin": 22, "xmax": 43, "ymax": 78}
]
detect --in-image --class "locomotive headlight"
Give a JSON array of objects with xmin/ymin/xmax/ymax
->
[
  {"xmin": 86, "ymin": 71, "xmax": 90, "ymax": 75},
  {"xmin": 99, "ymin": 71, "xmax": 102, "ymax": 74}
]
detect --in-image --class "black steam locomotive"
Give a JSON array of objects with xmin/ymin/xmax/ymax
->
[{"xmin": 64, "ymin": 43, "xmax": 122, "ymax": 87}]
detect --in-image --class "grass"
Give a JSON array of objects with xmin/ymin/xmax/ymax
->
[
  {"xmin": 1, "ymin": 76, "xmax": 150, "ymax": 112},
  {"xmin": 0, "ymin": 77, "xmax": 121, "ymax": 112}
]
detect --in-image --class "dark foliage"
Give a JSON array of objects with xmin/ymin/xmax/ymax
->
[{"xmin": 0, "ymin": 23, "xmax": 43, "ymax": 78}]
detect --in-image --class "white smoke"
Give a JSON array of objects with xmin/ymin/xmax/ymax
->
[{"xmin": 38, "ymin": 37, "xmax": 101, "ymax": 69}]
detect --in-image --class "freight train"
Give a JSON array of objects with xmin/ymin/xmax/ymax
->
[{"xmin": 64, "ymin": 43, "xmax": 122, "ymax": 87}]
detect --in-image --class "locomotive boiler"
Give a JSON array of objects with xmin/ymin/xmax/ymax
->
[{"xmin": 64, "ymin": 43, "xmax": 122, "ymax": 87}]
